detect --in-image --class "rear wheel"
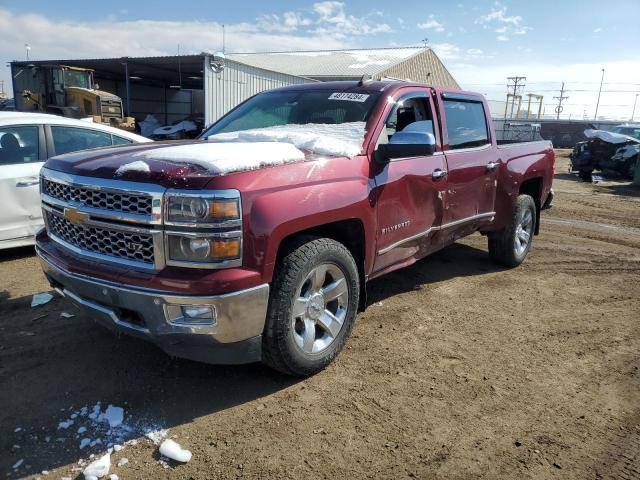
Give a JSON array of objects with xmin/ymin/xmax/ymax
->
[
  {"xmin": 488, "ymin": 194, "xmax": 536, "ymax": 267},
  {"xmin": 262, "ymin": 237, "xmax": 359, "ymax": 376}
]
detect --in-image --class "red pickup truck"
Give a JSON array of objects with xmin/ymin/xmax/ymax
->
[{"xmin": 36, "ymin": 81, "xmax": 554, "ymax": 376}]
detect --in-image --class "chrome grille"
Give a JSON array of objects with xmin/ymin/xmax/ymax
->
[
  {"xmin": 43, "ymin": 178, "xmax": 152, "ymax": 215},
  {"xmin": 46, "ymin": 211, "xmax": 154, "ymax": 265}
]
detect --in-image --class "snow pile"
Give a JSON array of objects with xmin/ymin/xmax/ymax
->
[
  {"xmin": 159, "ymin": 439, "xmax": 192, "ymax": 463},
  {"xmin": 83, "ymin": 451, "xmax": 110, "ymax": 480},
  {"xmin": 115, "ymin": 160, "xmax": 150, "ymax": 176},
  {"xmin": 31, "ymin": 292, "xmax": 53, "ymax": 307},
  {"xmin": 145, "ymin": 428, "xmax": 168, "ymax": 445},
  {"xmin": 132, "ymin": 142, "xmax": 305, "ymax": 175},
  {"xmin": 209, "ymin": 122, "xmax": 366, "ymax": 158},
  {"xmin": 99, "ymin": 405, "xmax": 124, "ymax": 428}
]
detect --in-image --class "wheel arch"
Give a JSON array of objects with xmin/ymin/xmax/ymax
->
[
  {"xmin": 274, "ymin": 219, "xmax": 368, "ymax": 312},
  {"xmin": 519, "ymin": 176, "xmax": 543, "ymax": 235}
]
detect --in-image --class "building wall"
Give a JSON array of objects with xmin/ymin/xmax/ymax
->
[
  {"xmin": 204, "ymin": 58, "xmax": 312, "ymax": 126},
  {"xmin": 379, "ymin": 50, "xmax": 460, "ymax": 89}
]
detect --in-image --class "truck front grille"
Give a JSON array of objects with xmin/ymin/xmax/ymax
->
[
  {"xmin": 100, "ymin": 99, "xmax": 124, "ymax": 119},
  {"xmin": 43, "ymin": 178, "xmax": 153, "ymax": 215},
  {"xmin": 46, "ymin": 211, "xmax": 155, "ymax": 265}
]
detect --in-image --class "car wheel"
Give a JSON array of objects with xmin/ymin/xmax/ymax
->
[
  {"xmin": 262, "ymin": 237, "xmax": 359, "ymax": 376},
  {"xmin": 488, "ymin": 194, "xmax": 537, "ymax": 267}
]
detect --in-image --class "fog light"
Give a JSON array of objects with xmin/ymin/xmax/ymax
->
[
  {"xmin": 181, "ymin": 305, "xmax": 216, "ymax": 325},
  {"xmin": 165, "ymin": 303, "xmax": 217, "ymax": 326}
]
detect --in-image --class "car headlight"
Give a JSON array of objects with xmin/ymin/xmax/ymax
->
[{"xmin": 165, "ymin": 190, "xmax": 241, "ymax": 226}]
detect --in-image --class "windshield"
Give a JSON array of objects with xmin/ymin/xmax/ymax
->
[
  {"xmin": 63, "ymin": 70, "xmax": 92, "ymax": 89},
  {"xmin": 202, "ymin": 90, "xmax": 381, "ymax": 137}
]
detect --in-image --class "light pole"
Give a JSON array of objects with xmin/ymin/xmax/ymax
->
[
  {"xmin": 632, "ymin": 93, "xmax": 639, "ymax": 122},
  {"xmin": 25, "ymin": 43, "xmax": 31, "ymax": 60},
  {"xmin": 594, "ymin": 68, "xmax": 604, "ymax": 120}
]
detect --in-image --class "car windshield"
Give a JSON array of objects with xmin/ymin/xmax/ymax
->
[
  {"xmin": 612, "ymin": 126, "xmax": 640, "ymax": 140},
  {"xmin": 201, "ymin": 90, "xmax": 381, "ymax": 137}
]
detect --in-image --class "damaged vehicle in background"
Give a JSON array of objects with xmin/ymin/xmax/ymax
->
[{"xmin": 570, "ymin": 126, "xmax": 640, "ymax": 180}]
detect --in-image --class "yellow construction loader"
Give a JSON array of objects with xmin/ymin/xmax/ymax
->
[{"xmin": 20, "ymin": 65, "xmax": 135, "ymax": 130}]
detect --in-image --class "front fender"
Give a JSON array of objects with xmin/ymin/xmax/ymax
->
[{"xmin": 244, "ymin": 178, "xmax": 375, "ymax": 283}]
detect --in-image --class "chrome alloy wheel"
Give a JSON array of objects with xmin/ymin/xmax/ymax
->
[
  {"xmin": 514, "ymin": 208, "xmax": 533, "ymax": 256},
  {"xmin": 291, "ymin": 263, "xmax": 349, "ymax": 354}
]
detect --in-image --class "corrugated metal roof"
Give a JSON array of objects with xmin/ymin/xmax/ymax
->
[{"xmin": 227, "ymin": 47, "xmax": 426, "ymax": 78}]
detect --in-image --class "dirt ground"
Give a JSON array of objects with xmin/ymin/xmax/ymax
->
[{"xmin": 1, "ymin": 150, "xmax": 639, "ymax": 479}]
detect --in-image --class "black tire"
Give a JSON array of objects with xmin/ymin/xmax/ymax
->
[
  {"xmin": 488, "ymin": 195, "xmax": 537, "ymax": 268},
  {"xmin": 262, "ymin": 236, "xmax": 360, "ymax": 376}
]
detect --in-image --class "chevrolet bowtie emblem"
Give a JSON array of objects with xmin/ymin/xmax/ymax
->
[{"xmin": 64, "ymin": 207, "xmax": 90, "ymax": 224}]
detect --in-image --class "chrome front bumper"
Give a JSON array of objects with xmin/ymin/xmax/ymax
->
[{"xmin": 37, "ymin": 249, "xmax": 269, "ymax": 365}]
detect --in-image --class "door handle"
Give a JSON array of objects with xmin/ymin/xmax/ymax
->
[
  {"xmin": 486, "ymin": 161, "xmax": 499, "ymax": 171},
  {"xmin": 16, "ymin": 178, "xmax": 40, "ymax": 187},
  {"xmin": 432, "ymin": 169, "xmax": 448, "ymax": 180}
]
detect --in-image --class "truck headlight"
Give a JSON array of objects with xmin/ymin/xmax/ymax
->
[
  {"xmin": 166, "ymin": 233, "xmax": 241, "ymax": 266},
  {"xmin": 165, "ymin": 190, "xmax": 241, "ymax": 226}
]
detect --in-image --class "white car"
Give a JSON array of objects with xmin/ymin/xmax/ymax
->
[{"xmin": 0, "ymin": 113, "xmax": 151, "ymax": 249}]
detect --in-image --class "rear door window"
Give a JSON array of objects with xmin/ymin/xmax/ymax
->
[
  {"xmin": 0, "ymin": 126, "xmax": 40, "ymax": 164},
  {"xmin": 51, "ymin": 126, "xmax": 113, "ymax": 155},
  {"xmin": 443, "ymin": 100, "xmax": 489, "ymax": 149},
  {"xmin": 112, "ymin": 135, "xmax": 133, "ymax": 145}
]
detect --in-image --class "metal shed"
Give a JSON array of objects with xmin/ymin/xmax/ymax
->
[
  {"xmin": 10, "ymin": 54, "xmax": 312, "ymax": 128},
  {"xmin": 227, "ymin": 47, "xmax": 460, "ymax": 88}
]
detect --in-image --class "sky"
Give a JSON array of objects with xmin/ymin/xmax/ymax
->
[{"xmin": 1, "ymin": 0, "xmax": 639, "ymax": 120}]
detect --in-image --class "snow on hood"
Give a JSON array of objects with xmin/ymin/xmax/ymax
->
[
  {"xmin": 207, "ymin": 122, "xmax": 366, "ymax": 158},
  {"xmin": 584, "ymin": 129, "xmax": 640, "ymax": 145},
  {"xmin": 131, "ymin": 142, "xmax": 305, "ymax": 175}
]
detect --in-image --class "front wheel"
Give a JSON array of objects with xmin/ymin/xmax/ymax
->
[
  {"xmin": 488, "ymin": 194, "xmax": 536, "ymax": 267},
  {"xmin": 262, "ymin": 237, "xmax": 360, "ymax": 376}
]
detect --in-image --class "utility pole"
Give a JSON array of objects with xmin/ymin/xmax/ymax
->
[
  {"xmin": 632, "ymin": 93, "xmax": 639, "ymax": 122},
  {"xmin": 594, "ymin": 68, "xmax": 605, "ymax": 120},
  {"xmin": 553, "ymin": 82, "xmax": 568, "ymax": 120},
  {"xmin": 505, "ymin": 76, "xmax": 526, "ymax": 119},
  {"xmin": 25, "ymin": 43, "xmax": 31, "ymax": 60}
]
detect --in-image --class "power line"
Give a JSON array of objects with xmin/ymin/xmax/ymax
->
[
  {"xmin": 553, "ymin": 82, "xmax": 568, "ymax": 120},
  {"xmin": 505, "ymin": 76, "xmax": 526, "ymax": 119}
]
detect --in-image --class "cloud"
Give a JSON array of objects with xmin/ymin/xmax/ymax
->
[
  {"xmin": 431, "ymin": 43, "xmax": 460, "ymax": 59},
  {"xmin": 466, "ymin": 48, "xmax": 483, "ymax": 56},
  {"xmin": 417, "ymin": 15, "xmax": 445, "ymax": 33},
  {"xmin": 593, "ymin": 27, "xmax": 602, "ymax": 33},
  {"xmin": 310, "ymin": 1, "xmax": 391, "ymax": 37},
  {"xmin": 478, "ymin": 7, "xmax": 522, "ymax": 25},
  {"xmin": 497, "ymin": 35, "xmax": 509, "ymax": 41}
]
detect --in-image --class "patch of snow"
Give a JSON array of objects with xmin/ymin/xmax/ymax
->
[
  {"xmin": 116, "ymin": 458, "xmax": 129, "ymax": 467},
  {"xmin": 109, "ymin": 475, "xmax": 119, "ymax": 480},
  {"xmin": 99, "ymin": 405, "xmax": 124, "ymax": 428},
  {"xmin": 133, "ymin": 142, "xmax": 305, "ymax": 175},
  {"xmin": 78, "ymin": 427, "xmax": 87, "ymax": 434},
  {"xmin": 80, "ymin": 438, "xmax": 92, "ymax": 449},
  {"xmin": 159, "ymin": 439, "xmax": 192, "ymax": 463},
  {"xmin": 145, "ymin": 428, "xmax": 168, "ymax": 445},
  {"xmin": 83, "ymin": 452, "xmax": 110, "ymax": 479},
  {"xmin": 58, "ymin": 420, "xmax": 74, "ymax": 429},
  {"xmin": 113, "ymin": 444, "xmax": 123, "ymax": 452},
  {"xmin": 80, "ymin": 406, "xmax": 88, "ymax": 416},
  {"xmin": 31, "ymin": 292, "xmax": 53, "ymax": 307},
  {"xmin": 153, "ymin": 120, "xmax": 198, "ymax": 136},
  {"xmin": 41, "ymin": 470, "xmax": 49, "ymax": 475},
  {"xmin": 115, "ymin": 160, "xmax": 150, "ymax": 176},
  {"xmin": 14, "ymin": 427, "xmax": 22, "ymax": 432},
  {"xmin": 209, "ymin": 122, "xmax": 367, "ymax": 158},
  {"xmin": 60, "ymin": 312, "xmax": 75, "ymax": 318},
  {"xmin": 12, "ymin": 459, "xmax": 24, "ymax": 469}
]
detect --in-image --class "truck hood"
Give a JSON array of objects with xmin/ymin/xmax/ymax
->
[{"xmin": 44, "ymin": 140, "xmax": 323, "ymax": 189}]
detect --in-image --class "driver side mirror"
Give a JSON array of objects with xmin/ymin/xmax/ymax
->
[{"xmin": 377, "ymin": 131, "xmax": 436, "ymax": 160}]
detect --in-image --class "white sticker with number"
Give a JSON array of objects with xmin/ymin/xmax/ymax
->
[{"xmin": 328, "ymin": 92, "xmax": 370, "ymax": 102}]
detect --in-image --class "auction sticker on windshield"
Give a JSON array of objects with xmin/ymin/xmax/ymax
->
[{"xmin": 328, "ymin": 92, "xmax": 370, "ymax": 102}]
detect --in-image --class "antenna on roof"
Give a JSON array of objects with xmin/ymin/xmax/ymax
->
[
  {"xmin": 421, "ymin": 38, "xmax": 429, "ymax": 48},
  {"xmin": 358, "ymin": 74, "xmax": 374, "ymax": 87}
]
